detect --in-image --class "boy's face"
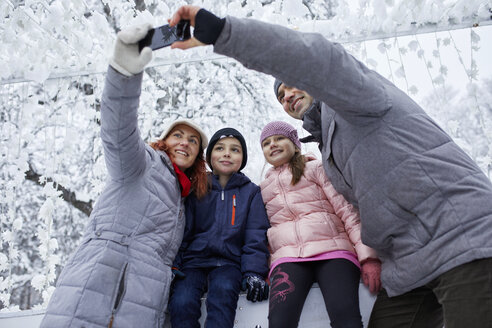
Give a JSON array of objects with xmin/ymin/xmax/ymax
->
[{"xmin": 210, "ymin": 137, "xmax": 243, "ymax": 177}]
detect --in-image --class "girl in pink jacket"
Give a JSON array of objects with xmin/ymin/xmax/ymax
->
[{"xmin": 260, "ymin": 121, "xmax": 381, "ymax": 328}]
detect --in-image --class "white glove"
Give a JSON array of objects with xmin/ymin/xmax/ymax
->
[{"xmin": 109, "ymin": 23, "xmax": 153, "ymax": 76}]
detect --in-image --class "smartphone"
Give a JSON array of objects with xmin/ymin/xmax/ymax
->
[{"xmin": 138, "ymin": 20, "xmax": 191, "ymax": 52}]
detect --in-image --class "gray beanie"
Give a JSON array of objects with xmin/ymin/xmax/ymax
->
[{"xmin": 273, "ymin": 79, "xmax": 283, "ymax": 98}]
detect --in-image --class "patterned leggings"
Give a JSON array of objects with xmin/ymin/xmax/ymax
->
[{"xmin": 268, "ymin": 259, "xmax": 362, "ymax": 328}]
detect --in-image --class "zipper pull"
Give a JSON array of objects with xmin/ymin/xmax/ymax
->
[
  {"xmin": 231, "ymin": 194, "xmax": 236, "ymax": 226},
  {"xmin": 221, "ymin": 190, "xmax": 224, "ymax": 201}
]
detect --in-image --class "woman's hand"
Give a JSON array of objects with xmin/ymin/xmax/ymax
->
[{"xmin": 109, "ymin": 23, "xmax": 153, "ymax": 76}]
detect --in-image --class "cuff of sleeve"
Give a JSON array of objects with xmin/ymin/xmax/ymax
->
[
  {"xmin": 109, "ymin": 59, "xmax": 134, "ymax": 77},
  {"xmin": 105, "ymin": 66, "xmax": 144, "ymax": 97},
  {"xmin": 360, "ymin": 258, "xmax": 381, "ymax": 265},
  {"xmin": 194, "ymin": 8, "xmax": 226, "ymax": 45}
]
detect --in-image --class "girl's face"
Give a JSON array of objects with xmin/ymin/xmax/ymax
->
[
  {"xmin": 163, "ymin": 124, "xmax": 201, "ymax": 171},
  {"xmin": 210, "ymin": 137, "xmax": 243, "ymax": 177},
  {"xmin": 262, "ymin": 135, "xmax": 296, "ymax": 167}
]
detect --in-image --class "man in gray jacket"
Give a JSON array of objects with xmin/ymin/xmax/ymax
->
[{"xmin": 168, "ymin": 5, "xmax": 492, "ymax": 328}]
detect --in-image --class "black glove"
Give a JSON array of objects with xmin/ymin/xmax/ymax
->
[
  {"xmin": 172, "ymin": 267, "xmax": 186, "ymax": 280},
  {"xmin": 241, "ymin": 273, "xmax": 269, "ymax": 302}
]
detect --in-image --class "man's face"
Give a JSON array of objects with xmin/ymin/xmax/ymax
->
[{"xmin": 276, "ymin": 84, "xmax": 314, "ymax": 120}]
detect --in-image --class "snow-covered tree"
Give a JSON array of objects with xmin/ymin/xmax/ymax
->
[{"xmin": 0, "ymin": 0, "xmax": 491, "ymax": 310}]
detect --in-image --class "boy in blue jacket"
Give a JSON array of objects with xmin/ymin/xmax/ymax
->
[{"xmin": 169, "ymin": 127, "xmax": 270, "ymax": 328}]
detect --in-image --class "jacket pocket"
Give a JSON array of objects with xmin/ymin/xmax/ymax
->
[{"xmin": 108, "ymin": 262, "xmax": 129, "ymax": 328}]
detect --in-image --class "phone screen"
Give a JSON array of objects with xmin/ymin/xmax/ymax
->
[{"xmin": 138, "ymin": 20, "xmax": 191, "ymax": 52}]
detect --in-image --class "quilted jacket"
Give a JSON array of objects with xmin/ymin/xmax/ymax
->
[
  {"xmin": 260, "ymin": 158, "xmax": 376, "ymax": 264},
  {"xmin": 214, "ymin": 16, "xmax": 492, "ymax": 296},
  {"xmin": 40, "ymin": 67, "xmax": 185, "ymax": 327}
]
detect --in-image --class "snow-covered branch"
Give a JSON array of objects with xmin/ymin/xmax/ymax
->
[{"xmin": 24, "ymin": 164, "xmax": 93, "ymax": 217}]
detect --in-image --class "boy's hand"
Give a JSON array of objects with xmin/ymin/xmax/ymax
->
[
  {"xmin": 171, "ymin": 267, "xmax": 186, "ymax": 280},
  {"xmin": 241, "ymin": 273, "xmax": 269, "ymax": 302},
  {"xmin": 110, "ymin": 23, "xmax": 153, "ymax": 76}
]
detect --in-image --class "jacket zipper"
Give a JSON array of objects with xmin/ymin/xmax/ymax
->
[
  {"xmin": 109, "ymin": 263, "xmax": 128, "ymax": 328},
  {"xmin": 277, "ymin": 170, "xmax": 303, "ymax": 257},
  {"xmin": 231, "ymin": 195, "xmax": 236, "ymax": 226}
]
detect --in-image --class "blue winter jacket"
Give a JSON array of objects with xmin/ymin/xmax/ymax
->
[{"xmin": 175, "ymin": 172, "xmax": 270, "ymax": 277}]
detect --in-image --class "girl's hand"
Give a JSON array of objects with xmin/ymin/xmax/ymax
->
[{"xmin": 361, "ymin": 258, "xmax": 382, "ymax": 294}]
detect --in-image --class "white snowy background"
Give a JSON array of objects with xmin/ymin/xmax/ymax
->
[{"xmin": 1, "ymin": 0, "xmax": 491, "ymax": 311}]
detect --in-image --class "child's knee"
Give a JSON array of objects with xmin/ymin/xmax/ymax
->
[
  {"xmin": 218, "ymin": 283, "xmax": 240, "ymax": 299},
  {"xmin": 170, "ymin": 290, "xmax": 200, "ymax": 310}
]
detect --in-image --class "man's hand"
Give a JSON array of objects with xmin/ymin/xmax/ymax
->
[
  {"xmin": 169, "ymin": 5, "xmax": 201, "ymax": 30},
  {"xmin": 109, "ymin": 23, "xmax": 153, "ymax": 76},
  {"xmin": 169, "ymin": 6, "xmax": 225, "ymax": 50},
  {"xmin": 361, "ymin": 258, "xmax": 382, "ymax": 294},
  {"xmin": 169, "ymin": 5, "xmax": 204, "ymax": 50},
  {"xmin": 241, "ymin": 273, "xmax": 269, "ymax": 302}
]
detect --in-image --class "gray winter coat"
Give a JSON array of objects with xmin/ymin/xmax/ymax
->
[
  {"xmin": 214, "ymin": 17, "xmax": 492, "ymax": 296},
  {"xmin": 40, "ymin": 67, "xmax": 185, "ymax": 327}
]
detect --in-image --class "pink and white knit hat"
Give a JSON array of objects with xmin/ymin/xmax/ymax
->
[{"xmin": 260, "ymin": 121, "xmax": 301, "ymax": 149}]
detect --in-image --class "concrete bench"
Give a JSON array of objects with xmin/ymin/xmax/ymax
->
[{"xmin": 0, "ymin": 283, "xmax": 375, "ymax": 327}]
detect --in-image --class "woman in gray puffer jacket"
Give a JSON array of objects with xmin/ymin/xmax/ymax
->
[{"xmin": 40, "ymin": 24, "xmax": 209, "ymax": 328}]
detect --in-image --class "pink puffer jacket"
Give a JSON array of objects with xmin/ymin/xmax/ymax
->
[{"xmin": 260, "ymin": 158, "xmax": 377, "ymax": 264}]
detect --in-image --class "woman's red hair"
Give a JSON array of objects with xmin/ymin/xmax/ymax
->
[{"xmin": 149, "ymin": 139, "xmax": 208, "ymax": 199}]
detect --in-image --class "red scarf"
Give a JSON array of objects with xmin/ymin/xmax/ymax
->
[{"xmin": 172, "ymin": 163, "xmax": 191, "ymax": 197}]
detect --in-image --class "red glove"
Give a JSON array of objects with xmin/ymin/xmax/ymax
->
[{"xmin": 361, "ymin": 258, "xmax": 382, "ymax": 294}]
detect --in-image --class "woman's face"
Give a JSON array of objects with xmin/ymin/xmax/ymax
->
[
  {"xmin": 163, "ymin": 124, "xmax": 201, "ymax": 171},
  {"xmin": 261, "ymin": 135, "xmax": 296, "ymax": 167}
]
